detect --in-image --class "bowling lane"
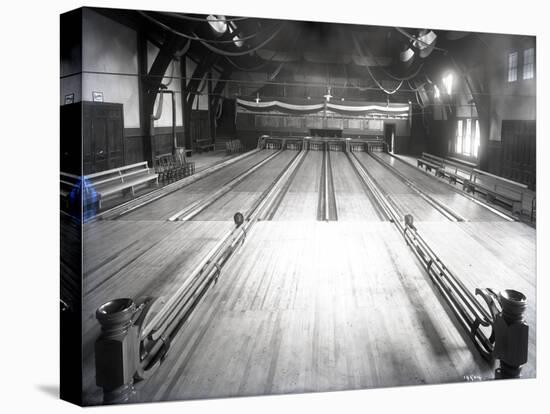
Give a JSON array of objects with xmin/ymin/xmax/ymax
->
[
  {"xmin": 138, "ymin": 221, "xmax": 500, "ymax": 403},
  {"xmin": 192, "ymin": 150, "xmax": 299, "ymax": 221},
  {"xmin": 375, "ymin": 153, "xmax": 506, "ymax": 221},
  {"xmin": 354, "ymin": 152, "xmax": 447, "ymax": 221},
  {"xmin": 272, "ymin": 150, "xmax": 323, "ymax": 221},
  {"xmin": 330, "ymin": 151, "xmax": 384, "ymax": 221},
  {"xmin": 81, "ymin": 219, "xmax": 235, "ymax": 404},
  {"xmin": 417, "ymin": 220, "xmax": 536, "ymax": 374},
  {"xmin": 119, "ymin": 150, "xmax": 277, "ymax": 221}
]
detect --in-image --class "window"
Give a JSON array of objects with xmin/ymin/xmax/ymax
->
[
  {"xmin": 464, "ymin": 119, "xmax": 472, "ymax": 156},
  {"xmin": 523, "ymin": 48, "xmax": 534, "ymax": 79},
  {"xmin": 456, "ymin": 120, "xmax": 463, "ymax": 154},
  {"xmin": 473, "ymin": 120, "xmax": 480, "ymax": 157},
  {"xmin": 443, "ymin": 73, "xmax": 453, "ymax": 95},
  {"xmin": 456, "ymin": 119, "xmax": 480, "ymax": 158},
  {"xmin": 508, "ymin": 51, "xmax": 518, "ymax": 82}
]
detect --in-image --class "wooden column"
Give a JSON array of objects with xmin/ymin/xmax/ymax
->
[
  {"xmin": 137, "ymin": 31, "xmax": 152, "ymax": 164},
  {"xmin": 180, "ymin": 56, "xmax": 188, "ymax": 150},
  {"xmin": 207, "ymin": 72, "xmax": 216, "ymax": 144}
]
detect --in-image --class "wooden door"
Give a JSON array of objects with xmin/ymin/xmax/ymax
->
[
  {"xmin": 501, "ymin": 120, "xmax": 536, "ymax": 189},
  {"xmin": 82, "ymin": 102, "xmax": 124, "ymax": 174},
  {"xmin": 384, "ymin": 123, "xmax": 395, "ymax": 152}
]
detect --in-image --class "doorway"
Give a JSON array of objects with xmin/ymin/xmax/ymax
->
[{"xmin": 384, "ymin": 123, "xmax": 396, "ymax": 153}]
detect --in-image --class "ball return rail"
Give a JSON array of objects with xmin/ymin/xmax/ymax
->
[
  {"xmin": 348, "ymin": 151, "xmax": 529, "ymax": 376},
  {"xmin": 94, "ymin": 148, "xmax": 307, "ymax": 404}
]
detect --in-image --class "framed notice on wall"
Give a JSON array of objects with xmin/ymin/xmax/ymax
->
[
  {"xmin": 92, "ymin": 91, "xmax": 104, "ymax": 102},
  {"xmin": 64, "ymin": 93, "xmax": 74, "ymax": 105}
]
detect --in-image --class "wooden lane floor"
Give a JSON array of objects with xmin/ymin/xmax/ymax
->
[
  {"xmin": 192, "ymin": 150, "xmax": 298, "ymax": 221},
  {"xmin": 355, "ymin": 152, "xmax": 448, "ymax": 221},
  {"xmin": 119, "ymin": 150, "xmax": 278, "ymax": 221},
  {"xmin": 416, "ymin": 221, "xmax": 536, "ymax": 376},
  {"xmin": 375, "ymin": 152, "xmax": 507, "ymax": 221},
  {"xmin": 271, "ymin": 150, "xmax": 323, "ymax": 220},
  {"xmin": 133, "ymin": 221, "xmax": 511, "ymax": 403},
  {"xmin": 330, "ymin": 151, "xmax": 385, "ymax": 221},
  {"xmin": 82, "ymin": 219, "xmax": 235, "ymax": 405}
]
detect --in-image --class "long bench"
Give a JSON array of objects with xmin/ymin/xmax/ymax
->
[
  {"xmin": 196, "ymin": 139, "xmax": 215, "ymax": 152},
  {"xmin": 447, "ymin": 156, "xmax": 477, "ymax": 169},
  {"xmin": 463, "ymin": 168, "xmax": 527, "ymax": 214},
  {"xmin": 85, "ymin": 162, "xmax": 159, "ymax": 209},
  {"xmin": 417, "ymin": 152, "xmax": 444, "ymax": 173},
  {"xmin": 436, "ymin": 157, "xmax": 477, "ymax": 186}
]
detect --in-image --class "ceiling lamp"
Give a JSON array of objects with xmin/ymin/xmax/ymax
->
[
  {"xmin": 233, "ymin": 35, "xmax": 243, "ymax": 48},
  {"xmin": 414, "ymin": 30, "xmax": 437, "ymax": 58},
  {"xmin": 323, "ymin": 87, "xmax": 333, "ymax": 102},
  {"xmin": 227, "ymin": 24, "xmax": 243, "ymax": 48},
  {"xmin": 400, "ymin": 47, "xmax": 414, "ymax": 63},
  {"xmin": 206, "ymin": 15, "xmax": 227, "ymax": 35}
]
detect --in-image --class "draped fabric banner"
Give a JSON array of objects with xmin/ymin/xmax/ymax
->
[
  {"xmin": 236, "ymin": 98, "xmax": 410, "ymax": 116},
  {"xmin": 236, "ymin": 98, "xmax": 325, "ymax": 115}
]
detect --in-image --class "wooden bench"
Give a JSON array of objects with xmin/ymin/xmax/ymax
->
[
  {"xmin": 417, "ymin": 152, "xmax": 444, "ymax": 173},
  {"xmin": 436, "ymin": 158, "xmax": 477, "ymax": 186},
  {"xmin": 85, "ymin": 162, "xmax": 159, "ymax": 209},
  {"xmin": 196, "ymin": 139, "xmax": 215, "ymax": 153},
  {"xmin": 447, "ymin": 156, "xmax": 477, "ymax": 169},
  {"xmin": 463, "ymin": 168, "xmax": 527, "ymax": 214}
]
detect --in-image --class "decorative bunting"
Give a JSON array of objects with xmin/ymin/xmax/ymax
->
[{"xmin": 236, "ymin": 98, "xmax": 409, "ymax": 116}]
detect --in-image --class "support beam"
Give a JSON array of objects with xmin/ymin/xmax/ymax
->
[
  {"xmin": 141, "ymin": 33, "xmax": 190, "ymax": 164},
  {"xmin": 183, "ymin": 53, "xmax": 219, "ymax": 150}
]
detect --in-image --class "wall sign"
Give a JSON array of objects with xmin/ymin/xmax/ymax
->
[
  {"xmin": 64, "ymin": 93, "xmax": 74, "ymax": 105},
  {"xmin": 92, "ymin": 91, "xmax": 104, "ymax": 102}
]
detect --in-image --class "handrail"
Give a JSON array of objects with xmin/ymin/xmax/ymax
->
[
  {"xmin": 348, "ymin": 151, "xmax": 510, "ymax": 360},
  {"xmin": 95, "ymin": 148, "xmax": 307, "ymax": 403},
  {"xmin": 168, "ymin": 149, "xmax": 282, "ymax": 221},
  {"xmin": 368, "ymin": 152, "xmax": 465, "ymax": 222}
]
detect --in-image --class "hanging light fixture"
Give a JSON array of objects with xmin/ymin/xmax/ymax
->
[
  {"xmin": 323, "ymin": 86, "xmax": 333, "ymax": 102},
  {"xmin": 206, "ymin": 15, "xmax": 227, "ymax": 35},
  {"xmin": 414, "ymin": 29, "xmax": 437, "ymax": 58},
  {"xmin": 400, "ymin": 47, "xmax": 414, "ymax": 63},
  {"xmin": 228, "ymin": 22, "xmax": 243, "ymax": 48}
]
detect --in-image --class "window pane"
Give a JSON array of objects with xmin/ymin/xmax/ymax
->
[
  {"xmin": 443, "ymin": 73, "xmax": 453, "ymax": 95},
  {"xmin": 523, "ymin": 48, "xmax": 534, "ymax": 80},
  {"xmin": 508, "ymin": 51, "xmax": 518, "ymax": 82},
  {"xmin": 456, "ymin": 120, "xmax": 463, "ymax": 153},
  {"xmin": 464, "ymin": 119, "xmax": 472, "ymax": 156},
  {"xmin": 474, "ymin": 120, "xmax": 480, "ymax": 158}
]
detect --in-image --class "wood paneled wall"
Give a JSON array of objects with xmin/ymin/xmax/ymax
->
[{"xmin": 499, "ymin": 120, "xmax": 536, "ymax": 189}]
